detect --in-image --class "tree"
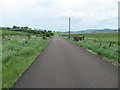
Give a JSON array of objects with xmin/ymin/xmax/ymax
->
[
  {"xmin": 13, "ymin": 25, "xmax": 17, "ymax": 28},
  {"xmin": 7, "ymin": 27, "xmax": 10, "ymax": 30},
  {"xmin": 50, "ymin": 33, "xmax": 54, "ymax": 36},
  {"xmin": 24, "ymin": 26, "xmax": 29, "ymax": 30},
  {"xmin": 46, "ymin": 33, "xmax": 50, "ymax": 37},
  {"xmin": 17, "ymin": 26, "xmax": 20, "ymax": 29},
  {"xmin": 48, "ymin": 30, "xmax": 52, "ymax": 33}
]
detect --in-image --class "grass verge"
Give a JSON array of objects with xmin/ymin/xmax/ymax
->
[
  {"xmin": 0, "ymin": 30, "xmax": 2, "ymax": 89},
  {"xmin": 2, "ymin": 33, "xmax": 49, "ymax": 88},
  {"xmin": 60, "ymin": 35, "xmax": 119, "ymax": 64}
]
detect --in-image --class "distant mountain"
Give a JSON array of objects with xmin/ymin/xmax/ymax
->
[{"xmin": 71, "ymin": 29, "xmax": 117, "ymax": 33}]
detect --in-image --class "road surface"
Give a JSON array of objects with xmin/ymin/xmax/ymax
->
[{"xmin": 13, "ymin": 35, "xmax": 118, "ymax": 88}]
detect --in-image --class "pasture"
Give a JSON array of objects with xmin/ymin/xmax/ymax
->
[{"xmin": 63, "ymin": 32, "xmax": 118, "ymax": 42}]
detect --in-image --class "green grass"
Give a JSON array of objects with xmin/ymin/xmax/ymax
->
[
  {"xmin": 75, "ymin": 40, "xmax": 118, "ymax": 62},
  {"xmin": 0, "ymin": 30, "xmax": 2, "ymax": 90},
  {"xmin": 63, "ymin": 32, "xmax": 118, "ymax": 42},
  {"xmin": 2, "ymin": 30, "xmax": 27, "ymax": 37},
  {"xmin": 2, "ymin": 30, "xmax": 49, "ymax": 88},
  {"xmin": 60, "ymin": 32, "xmax": 119, "ymax": 64},
  {"xmin": 80, "ymin": 32, "xmax": 118, "ymax": 42}
]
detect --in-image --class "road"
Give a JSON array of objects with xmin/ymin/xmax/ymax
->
[{"xmin": 13, "ymin": 35, "xmax": 118, "ymax": 88}]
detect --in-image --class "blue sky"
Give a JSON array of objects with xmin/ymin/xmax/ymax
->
[{"xmin": 1, "ymin": 0, "xmax": 119, "ymax": 31}]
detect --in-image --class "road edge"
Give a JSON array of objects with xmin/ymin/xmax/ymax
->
[
  {"xmin": 62, "ymin": 38, "xmax": 119, "ymax": 66},
  {"xmin": 10, "ymin": 38, "xmax": 52, "ymax": 89}
]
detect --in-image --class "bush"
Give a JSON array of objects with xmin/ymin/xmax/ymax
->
[
  {"xmin": 50, "ymin": 32, "xmax": 54, "ymax": 36},
  {"xmin": 46, "ymin": 33, "xmax": 50, "ymax": 37}
]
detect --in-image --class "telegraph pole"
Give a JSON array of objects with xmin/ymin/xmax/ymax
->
[
  {"xmin": 68, "ymin": 18, "xmax": 71, "ymax": 38},
  {"xmin": 59, "ymin": 29, "xmax": 61, "ymax": 36}
]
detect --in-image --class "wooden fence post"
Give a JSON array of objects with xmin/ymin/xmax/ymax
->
[
  {"xmin": 109, "ymin": 42, "xmax": 112, "ymax": 47},
  {"xmin": 83, "ymin": 36, "xmax": 84, "ymax": 40},
  {"xmin": 100, "ymin": 40, "xmax": 102, "ymax": 47}
]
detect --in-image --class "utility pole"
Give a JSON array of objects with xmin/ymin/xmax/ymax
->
[
  {"xmin": 59, "ymin": 29, "xmax": 61, "ymax": 36},
  {"xmin": 68, "ymin": 18, "xmax": 71, "ymax": 38}
]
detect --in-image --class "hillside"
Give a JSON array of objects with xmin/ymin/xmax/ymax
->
[{"xmin": 71, "ymin": 29, "xmax": 117, "ymax": 33}]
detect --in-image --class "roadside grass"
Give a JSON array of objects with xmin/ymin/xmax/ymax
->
[
  {"xmin": 60, "ymin": 32, "xmax": 119, "ymax": 64},
  {"xmin": 2, "ymin": 30, "xmax": 49, "ymax": 88},
  {"xmin": 0, "ymin": 30, "xmax": 2, "ymax": 90},
  {"xmin": 75, "ymin": 40, "xmax": 118, "ymax": 63}
]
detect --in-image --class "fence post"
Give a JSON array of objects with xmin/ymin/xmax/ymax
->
[
  {"xmin": 100, "ymin": 40, "xmax": 102, "ymax": 47},
  {"xmin": 109, "ymin": 42, "xmax": 112, "ymax": 47},
  {"xmin": 83, "ymin": 36, "xmax": 84, "ymax": 40}
]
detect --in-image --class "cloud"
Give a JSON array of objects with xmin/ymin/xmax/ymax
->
[{"xmin": 1, "ymin": 0, "xmax": 119, "ymax": 31}]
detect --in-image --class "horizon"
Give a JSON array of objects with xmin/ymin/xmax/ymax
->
[{"xmin": 0, "ymin": 26, "xmax": 117, "ymax": 32}]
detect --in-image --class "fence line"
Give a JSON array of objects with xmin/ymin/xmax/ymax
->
[{"xmin": 62, "ymin": 35, "xmax": 119, "ymax": 52}]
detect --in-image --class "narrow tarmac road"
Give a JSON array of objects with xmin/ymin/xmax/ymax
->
[{"xmin": 13, "ymin": 35, "xmax": 118, "ymax": 88}]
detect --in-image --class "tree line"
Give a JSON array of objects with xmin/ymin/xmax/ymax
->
[{"xmin": 1, "ymin": 26, "xmax": 55, "ymax": 38}]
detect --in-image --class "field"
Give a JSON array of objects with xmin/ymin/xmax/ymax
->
[
  {"xmin": 72, "ymin": 32, "xmax": 118, "ymax": 42},
  {"xmin": 1, "ymin": 30, "xmax": 49, "ymax": 88},
  {"xmin": 61, "ymin": 32, "xmax": 119, "ymax": 64},
  {"xmin": 61, "ymin": 32, "xmax": 118, "ymax": 41}
]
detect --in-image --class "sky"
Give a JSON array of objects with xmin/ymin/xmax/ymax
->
[{"xmin": 1, "ymin": 0, "xmax": 119, "ymax": 31}]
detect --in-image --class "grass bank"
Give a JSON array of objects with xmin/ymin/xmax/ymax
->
[{"xmin": 2, "ymin": 30, "xmax": 49, "ymax": 88}]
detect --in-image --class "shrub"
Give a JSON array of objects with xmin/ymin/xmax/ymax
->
[
  {"xmin": 50, "ymin": 32, "xmax": 54, "ymax": 36},
  {"xmin": 46, "ymin": 33, "xmax": 50, "ymax": 37}
]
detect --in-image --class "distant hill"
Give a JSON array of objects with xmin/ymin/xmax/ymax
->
[{"xmin": 71, "ymin": 29, "xmax": 117, "ymax": 33}]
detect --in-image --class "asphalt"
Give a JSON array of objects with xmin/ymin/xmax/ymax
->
[{"xmin": 13, "ymin": 35, "xmax": 118, "ymax": 88}]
